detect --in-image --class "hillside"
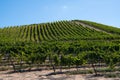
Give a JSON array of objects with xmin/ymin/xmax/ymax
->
[
  {"xmin": 0, "ymin": 20, "xmax": 120, "ymax": 43},
  {"xmin": 1, "ymin": 20, "xmax": 120, "ymax": 79},
  {"xmin": 74, "ymin": 20, "xmax": 120, "ymax": 35}
]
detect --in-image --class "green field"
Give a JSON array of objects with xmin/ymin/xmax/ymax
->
[{"xmin": 0, "ymin": 20, "xmax": 120, "ymax": 77}]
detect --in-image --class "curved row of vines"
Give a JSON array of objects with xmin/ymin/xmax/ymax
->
[{"xmin": 0, "ymin": 21, "xmax": 118, "ymax": 43}]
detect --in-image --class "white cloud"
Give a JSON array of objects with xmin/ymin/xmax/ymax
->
[{"xmin": 62, "ymin": 5, "xmax": 68, "ymax": 9}]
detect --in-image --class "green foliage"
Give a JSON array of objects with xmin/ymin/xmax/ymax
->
[
  {"xmin": 78, "ymin": 20, "xmax": 120, "ymax": 36},
  {"xmin": 0, "ymin": 20, "xmax": 118, "ymax": 42},
  {"xmin": 53, "ymin": 54, "xmax": 60, "ymax": 65},
  {"xmin": 74, "ymin": 53, "xmax": 87, "ymax": 66},
  {"xmin": 1, "ymin": 20, "xmax": 120, "ymax": 74},
  {"xmin": 0, "ymin": 53, "xmax": 3, "ymax": 62},
  {"xmin": 103, "ymin": 52, "xmax": 120, "ymax": 70}
]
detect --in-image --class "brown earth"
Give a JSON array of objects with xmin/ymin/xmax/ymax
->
[{"xmin": 0, "ymin": 69, "xmax": 120, "ymax": 80}]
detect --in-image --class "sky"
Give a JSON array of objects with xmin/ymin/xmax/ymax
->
[{"xmin": 0, "ymin": 0, "xmax": 120, "ymax": 28}]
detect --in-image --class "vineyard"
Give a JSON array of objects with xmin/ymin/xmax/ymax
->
[
  {"xmin": 1, "ymin": 20, "xmax": 120, "ymax": 78},
  {"xmin": 1, "ymin": 20, "xmax": 120, "ymax": 42}
]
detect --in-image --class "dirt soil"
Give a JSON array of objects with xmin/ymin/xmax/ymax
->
[{"xmin": 0, "ymin": 69, "xmax": 120, "ymax": 80}]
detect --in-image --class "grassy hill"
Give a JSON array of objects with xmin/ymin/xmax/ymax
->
[
  {"xmin": 0, "ymin": 20, "xmax": 120, "ymax": 43},
  {"xmin": 75, "ymin": 20, "xmax": 120, "ymax": 35},
  {"xmin": 1, "ymin": 20, "xmax": 120, "ymax": 76}
]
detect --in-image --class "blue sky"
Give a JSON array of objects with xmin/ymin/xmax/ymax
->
[{"xmin": 0, "ymin": 0, "xmax": 120, "ymax": 28}]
